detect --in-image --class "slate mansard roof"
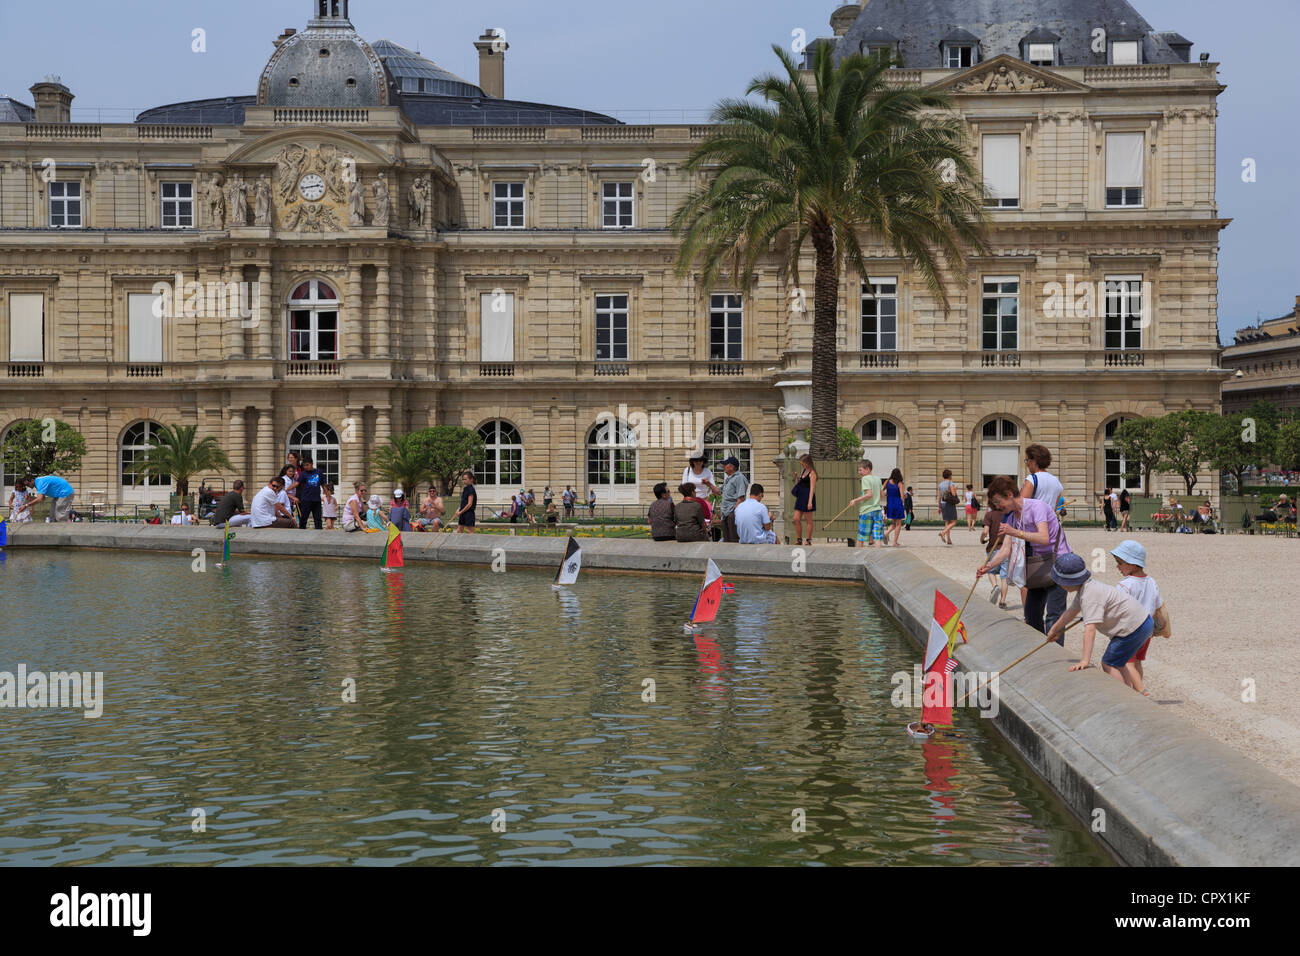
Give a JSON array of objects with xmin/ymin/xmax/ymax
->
[
  {"xmin": 0, "ymin": 96, "xmax": 35, "ymax": 123},
  {"xmin": 839, "ymin": 0, "xmax": 1192, "ymax": 67}
]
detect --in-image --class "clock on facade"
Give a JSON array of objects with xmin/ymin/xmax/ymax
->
[{"xmin": 298, "ymin": 173, "xmax": 326, "ymax": 201}]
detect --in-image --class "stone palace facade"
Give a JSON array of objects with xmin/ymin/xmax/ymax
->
[{"xmin": 0, "ymin": 0, "xmax": 1227, "ymax": 509}]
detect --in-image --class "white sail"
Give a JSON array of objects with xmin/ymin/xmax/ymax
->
[{"xmin": 555, "ymin": 536, "xmax": 582, "ymax": 586}]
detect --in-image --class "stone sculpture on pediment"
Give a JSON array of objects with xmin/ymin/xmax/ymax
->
[
  {"xmin": 202, "ymin": 173, "xmax": 225, "ymax": 229},
  {"xmin": 226, "ymin": 173, "xmax": 248, "ymax": 226},
  {"xmin": 253, "ymin": 175, "xmax": 273, "ymax": 226},
  {"xmin": 953, "ymin": 64, "xmax": 1056, "ymax": 94},
  {"xmin": 282, "ymin": 201, "xmax": 344, "ymax": 233},
  {"xmin": 409, "ymin": 177, "xmax": 430, "ymax": 228},
  {"xmin": 348, "ymin": 176, "xmax": 366, "ymax": 227},
  {"xmin": 372, "ymin": 173, "xmax": 390, "ymax": 227}
]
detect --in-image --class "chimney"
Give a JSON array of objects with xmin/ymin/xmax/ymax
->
[
  {"xmin": 29, "ymin": 76, "xmax": 73, "ymax": 124},
  {"xmin": 1294, "ymin": 294, "xmax": 1300, "ymax": 318},
  {"xmin": 274, "ymin": 27, "xmax": 297, "ymax": 48},
  {"xmin": 474, "ymin": 29, "xmax": 508, "ymax": 99}
]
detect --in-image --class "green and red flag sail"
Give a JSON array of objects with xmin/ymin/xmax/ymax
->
[
  {"xmin": 383, "ymin": 522, "xmax": 404, "ymax": 569},
  {"xmin": 922, "ymin": 589, "xmax": 968, "ymax": 727},
  {"xmin": 222, "ymin": 521, "xmax": 234, "ymax": 564}
]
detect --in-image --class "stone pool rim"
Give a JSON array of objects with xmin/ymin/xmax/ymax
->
[{"xmin": 8, "ymin": 522, "xmax": 1300, "ymax": 867}]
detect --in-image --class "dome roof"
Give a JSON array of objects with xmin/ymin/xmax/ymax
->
[
  {"xmin": 372, "ymin": 40, "xmax": 483, "ymax": 98},
  {"xmin": 257, "ymin": 22, "xmax": 393, "ymax": 107}
]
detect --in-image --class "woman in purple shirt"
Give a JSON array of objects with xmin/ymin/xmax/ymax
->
[{"xmin": 976, "ymin": 474, "xmax": 1072, "ymax": 640}]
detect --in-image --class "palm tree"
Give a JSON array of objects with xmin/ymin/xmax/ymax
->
[
  {"xmin": 372, "ymin": 433, "xmax": 434, "ymax": 495},
  {"xmin": 672, "ymin": 44, "xmax": 989, "ymax": 458},
  {"xmin": 132, "ymin": 424, "xmax": 233, "ymax": 498}
]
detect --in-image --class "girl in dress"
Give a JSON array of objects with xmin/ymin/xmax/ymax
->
[
  {"xmin": 321, "ymin": 483, "xmax": 338, "ymax": 530},
  {"xmin": 7, "ymin": 478, "xmax": 33, "ymax": 523},
  {"xmin": 884, "ymin": 468, "xmax": 906, "ymax": 546},
  {"xmin": 791, "ymin": 453, "xmax": 817, "ymax": 546}
]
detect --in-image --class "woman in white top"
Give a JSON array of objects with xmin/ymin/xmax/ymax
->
[
  {"xmin": 682, "ymin": 455, "xmax": 721, "ymax": 498},
  {"xmin": 1020, "ymin": 443, "xmax": 1064, "ymax": 509}
]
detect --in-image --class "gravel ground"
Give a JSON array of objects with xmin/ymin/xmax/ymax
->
[{"xmin": 881, "ymin": 525, "xmax": 1300, "ymax": 787}]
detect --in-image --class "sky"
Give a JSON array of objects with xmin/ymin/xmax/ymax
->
[{"xmin": 1, "ymin": 0, "xmax": 1295, "ymax": 343}]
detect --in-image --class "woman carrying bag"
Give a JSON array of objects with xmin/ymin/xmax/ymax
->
[{"xmin": 977, "ymin": 475, "xmax": 1072, "ymax": 639}]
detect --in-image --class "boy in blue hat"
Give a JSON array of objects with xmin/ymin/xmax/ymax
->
[
  {"xmin": 1045, "ymin": 552, "xmax": 1152, "ymax": 694},
  {"xmin": 1110, "ymin": 539, "xmax": 1167, "ymax": 690}
]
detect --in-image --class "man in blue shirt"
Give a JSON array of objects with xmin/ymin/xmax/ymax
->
[
  {"xmin": 296, "ymin": 457, "xmax": 324, "ymax": 530},
  {"xmin": 26, "ymin": 474, "xmax": 76, "ymax": 522}
]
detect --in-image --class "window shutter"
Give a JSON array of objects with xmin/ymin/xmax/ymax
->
[
  {"xmin": 982, "ymin": 135, "xmax": 1019, "ymax": 201},
  {"xmin": 127, "ymin": 293, "xmax": 163, "ymax": 363},
  {"xmin": 1106, "ymin": 133, "xmax": 1144, "ymax": 188},
  {"xmin": 480, "ymin": 292, "xmax": 514, "ymax": 362},
  {"xmin": 8, "ymin": 293, "xmax": 44, "ymax": 362},
  {"xmin": 981, "ymin": 446, "xmax": 1020, "ymax": 478}
]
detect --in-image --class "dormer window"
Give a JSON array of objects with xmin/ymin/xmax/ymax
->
[
  {"xmin": 1027, "ymin": 43, "xmax": 1055, "ymax": 66},
  {"xmin": 945, "ymin": 45, "xmax": 974, "ymax": 68},
  {"xmin": 860, "ymin": 26, "xmax": 900, "ymax": 66},
  {"xmin": 941, "ymin": 28, "xmax": 981, "ymax": 68},
  {"xmin": 1110, "ymin": 40, "xmax": 1141, "ymax": 64}
]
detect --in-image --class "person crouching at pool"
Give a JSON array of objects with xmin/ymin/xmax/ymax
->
[{"xmin": 1044, "ymin": 553, "xmax": 1152, "ymax": 695}]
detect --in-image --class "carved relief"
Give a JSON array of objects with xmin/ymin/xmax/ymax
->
[
  {"xmin": 281, "ymin": 202, "xmax": 345, "ymax": 232},
  {"xmin": 952, "ymin": 64, "xmax": 1060, "ymax": 94},
  {"xmin": 267, "ymin": 142, "xmax": 367, "ymax": 232}
]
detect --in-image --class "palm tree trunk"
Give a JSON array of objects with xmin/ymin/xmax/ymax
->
[{"xmin": 809, "ymin": 224, "xmax": 840, "ymax": 460}]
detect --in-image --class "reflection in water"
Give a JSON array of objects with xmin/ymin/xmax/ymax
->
[{"xmin": 0, "ymin": 551, "xmax": 1108, "ymax": 867}]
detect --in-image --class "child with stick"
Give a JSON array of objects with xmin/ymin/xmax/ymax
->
[
  {"xmin": 1045, "ymin": 553, "xmax": 1152, "ymax": 694},
  {"xmin": 1110, "ymin": 540, "xmax": 1169, "ymax": 693},
  {"xmin": 848, "ymin": 460, "xmax": 884, "ymax": 548}
]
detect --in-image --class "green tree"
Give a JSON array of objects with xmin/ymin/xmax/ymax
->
[
  {"xmin": 131, "ymin": 424, "xmax": 232, "ymax": 498},
  {"xmin": 671, "ymin": 45, "xmax": 987, "ymax": 459},
  {"xmin": 1151, "ymin": 410, "xmax": 1217, "ymax": 497},
  {"xmin": 835, "ymin": 427, "xmax": 863, "ymax": 462},
  {"xmin": 1111, "ymin": 417, "xmax": 1162, "ymax": 496},
  {"xmin": 1, "ymin": 418, "xmax": 87, "ymax": 479},
  {"xmin": 1207, "ymin": 412, "xmax": 1275, "ymax": 492},
  {"xmin": 375, "ymin": 426, "xmax": 485, "ymax": 495},
  {"xmin": 1275, "ymin": 419, "xmax": 1300, "ymax": 472}
]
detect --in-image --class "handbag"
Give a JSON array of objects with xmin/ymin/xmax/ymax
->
[
  {"xmin": 942, "ymin": 483, "xmax": 959, "ymax": 505},
  {"xmin": 1023, "ymin": 511, "xmax": 1061, "ymax": 590},
  {"xmin": 1153, "ymin": 603, "xmax": 1172, "ymax": 639}
]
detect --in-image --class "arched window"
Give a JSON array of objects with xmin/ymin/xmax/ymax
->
[
  {"xmin": 979, "ymin": 418, "xmax": 1020, "ymax": 488},
  {"xmin": 1104, "ymin": 418, "xmax": 1141, "ymax": 490},
  {"xmin": 858, "ymin": 418, "xmax": 900, "ymax": 476},
  {"xmin": 288, "ymin": 279, "xmax": 339, "ymax": 361},
  {"xmin": 288, "ymin": 420, "xmax": 341, "ymax": 487},
  {"xmin": 2, "ymin": 420, "xmax": 33, "ymax": 491},
  {"xmin": 587, "ymin": 418, "xmax": 638, "ymax": 502},
  {"xmin": 703, "ymin": 419, "xmax": 752, "ymax": 478},
  {"xmin": 475, "ymin": 421, "xmax": 523, "ymax": 489},
  {"xmin": 121, "ymin": 421, "xmax": 170, "ymax": 494}
]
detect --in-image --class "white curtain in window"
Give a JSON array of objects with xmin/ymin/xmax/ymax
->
[
  {"xmin": 8, "ymin": 293, "xmax": 44, "ymax": 362},
  {"xmin": 127, "ymin": 293, "xmax": 163, "ymax": 363},
  {"xmin": 981, "ymin": 446, "xmax": 1020, "ymax": 478},
  {"xmin": 1106, "ymin": 133, "xmax": 1144, "ymax": 188},
  {"xmin": 1112, "ymin": 41, "xmax": 1139, "ymax": 65},
  {"xmin": 864, "ymin": 445, "xmax": 898, "ymax": 477},
  {"xmin": 480, "ymin": 292, "xmax": 514, "ymax": 362},
  {"xmin": 982, "ymin": 135, "xmax": 1019, "ymax": 200}
]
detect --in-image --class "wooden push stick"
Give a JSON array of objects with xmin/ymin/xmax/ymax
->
[
  {"xmin": 822, "ymin": 499, "xmax": 859, "ymax": 529},
  {"xmin": 955, "ymin": 619, "xmax": 1081, "ymax": 705}
]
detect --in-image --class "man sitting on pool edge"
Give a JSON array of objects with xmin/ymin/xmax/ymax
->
[{"xmin": 734, "ymin": 484, "xmax": 777, "ymax": 544}]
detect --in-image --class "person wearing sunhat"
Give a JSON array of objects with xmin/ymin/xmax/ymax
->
[
  {"xmin": 388, "ymin": 488, "xmax": 413, "ymax": 532},
  {"xmin": 1110, "ymin": 539, "xmax": 1168, "ymax": 691},
  {"xmin": 1045, "ymin": 552, "xmax": 1152, "ymax": 695},
  {"xmin": 681, "ymin": 454, "xmax": 721, "ymax": 499}
]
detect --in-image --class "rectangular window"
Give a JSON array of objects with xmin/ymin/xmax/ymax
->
[
  {"xmin": 49, "ymin": 181, "xmax": 82, "ymax": 228},
  {"xmin": 161, "ymin": 182, "xmax": 194, "ymax": 229},
  {"xmin": 595, "ymin": 294, "xmax": 629, "ymax": 361},
  {"xmin": 945, "ymin": 46, "xmax": 973, "ymax": 68},
  {"xmin": 1104, "ymin": 276, "xmax": 1143, "ymax": 350},
  {"xmin": 493, "ymin": 182, "xmax": 524, "ymax": 228},
  {"xmin": 601, "ymin": 182, "xmax": 634, "ymax": 228},
  {"xmin": 480, "ymin": 291, "xmax": 515, "ymax": 362},
  {"xmin": 1027, "ymin": 43, "xmax": 1054, "ymax": 66},
  {"xmin": 860, "ymin": 278, "xmax": 897, "ymax": 351},
  {"xmin": 709, "ymin": 293, "xmax": 743, "ymax": 360},
  {"xmin": 1111, "ymin": 41, "xmax": 1140, "ymax": 65},
  {"xmin": 289, "ymin": 309, "xmax": 338, "ymax": 360},
  {"xmin": 982, "ymin": 134, "xmax": 1019, "ymax": 208},
  {"xmin": 8, "ymin": 293, "xmax": 44, "ymax": 362},
  {"xmin": 1105, "ymin": 132, "xmax": 1144, "ymax": 207},
  {"xmin": 127, "ymin": 293, "xmax": 163, "ymax": 363},
  {"xmin": 1105, "ymin": 450, "xmax": 1142, "ymax": 490},
  {"xmin": 981, "ymin": 277, "xmax": 1019, "ymax": 351}
]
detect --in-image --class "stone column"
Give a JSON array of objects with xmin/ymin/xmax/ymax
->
[
  {"xmin": 228, "ymin": 408, "xmax": 247, "ymax": 484},
  {"xmin": 375, "ymin": 264, "xmax": 390, "ymax": 358},
  {"xmin": 344, "ymin": 263, "xmax": 363, "ymax": 359},
  {"xmin": 225, "ymin": 266, "xmax": 245, "ymax": 360},
  {"xmin": 344, "ymin": 405, "xmax": 367, "ymax": 484},
  {"xmin": 256, "ymin": 408, "xmax": 276, "ymax": 484},
  {"xmin": 257, "ymin": 266, "xmax": 272, "ymax": 359},
  {"xmin": 375, "ymin": 406, "xmax": 392, "ymax": 449}
]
